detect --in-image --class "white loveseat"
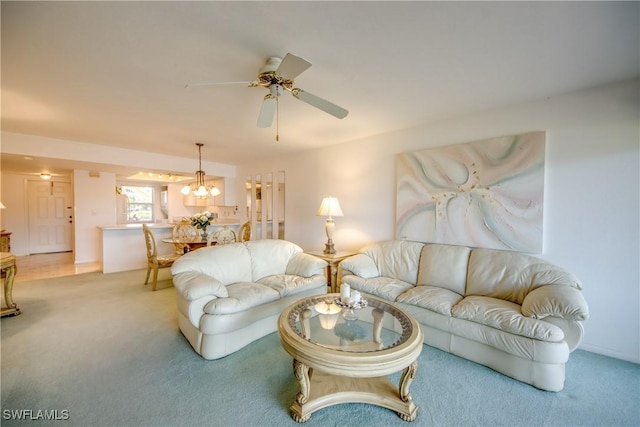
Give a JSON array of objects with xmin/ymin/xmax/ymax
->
[
  {"xmin": 339, "ymin": 240, "xmax": 589, "ymax": 391},
  {"xmin": 171, "ymin": 239, "xmax": 328, "ymax": 360}
]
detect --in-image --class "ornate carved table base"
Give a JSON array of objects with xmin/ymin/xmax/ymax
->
[
  {"xmin": 290, "ymin": 359, "xmax": 418, "ymax": 423},
  {"xmin": 1, "ymin": 252, "xmax": 20, "ymax": 318},
  {"xmin": 279, "ymin": 294, "xmax": 423, "ymax": 423}
]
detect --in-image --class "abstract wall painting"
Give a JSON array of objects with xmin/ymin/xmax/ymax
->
[{"xmin": 396, "ymin": 131, "xmax": 545, "ymax": 253}]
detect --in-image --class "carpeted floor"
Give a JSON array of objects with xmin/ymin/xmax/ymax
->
[{"xmin": 1, "ymin": 269, "xmax": 639, "ymax": 427}]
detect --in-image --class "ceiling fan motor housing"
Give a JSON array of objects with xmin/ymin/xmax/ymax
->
[
  {"xmin": 258, "ymin": 57, "xmax": 282, "ymax": 74},
  {"xmin": 269, "ymin": 84, "xmax": 284, "ymax": 97},
  {"xmin": 257, "ymin": 57, "xmax": 294, "ymax": 90}
]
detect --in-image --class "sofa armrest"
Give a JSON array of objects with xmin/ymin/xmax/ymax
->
[
  {"xmin": 339, "ymin": 254, "xmax": 379, "ymax": 279},
  {"xmin": 543, "ymin": 316, "xmax": 585, "ymax": 351},
  {"xmin": 286, "ymin": 253, "xmax": 328, "ymax": 277},
  {"xmin": 522, "ymin": 285, "xmax": 589, "ymax": 321},
  {"xmin": 173, "ymin": 271, "xmax": 229, "ymax": 301}
]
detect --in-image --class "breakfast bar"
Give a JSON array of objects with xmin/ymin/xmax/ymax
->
[
  {"xmin": 98, "ymin": 220, "xmax": 242, "ymax": 273},
  {"xmin": 99, "ymin": 224, "xmax": 174, "ymax": 273}
]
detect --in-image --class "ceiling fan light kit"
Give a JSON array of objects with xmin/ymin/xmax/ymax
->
[
  {"xmin": 187, "ymin": 53, "xmax": 349, "ymax": 141},
  {"xmin": 181, "ymin": 143, "xmax": 221, "ymax": 198}
]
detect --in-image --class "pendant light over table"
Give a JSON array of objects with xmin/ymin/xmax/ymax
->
[{"xmin": 181, "ymin": 143, "xmax": 220, "ymax": 198}]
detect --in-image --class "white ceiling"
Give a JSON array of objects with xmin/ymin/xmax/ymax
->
[{"xmin": 1, "ymin": 1, "xmax": 638, "ymax": 177}]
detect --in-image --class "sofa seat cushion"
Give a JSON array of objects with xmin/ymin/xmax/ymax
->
[
  {"xmin": 258, "ymin": 274, "xmax": 326, "ymax": 297},
  {"xmin": 397, "ymin": 285, "xmax": 463, "ymax": 316},
  {"xmin": 204, "ymin": 282, "xmax": 280, "ymax": 315},
  {"xmin": 452, "ymin": 296, "xmax": 565, "ymax": 342},
  {"xmin": 344, "ymin": 276, "xmax": 414, "ymax": 301}
]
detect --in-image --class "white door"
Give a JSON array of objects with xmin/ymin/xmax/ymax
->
[{"xmin": 28, "ymin": 181, "xmax": 73, "ymax": 254}]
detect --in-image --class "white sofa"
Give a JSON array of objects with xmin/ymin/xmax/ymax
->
[
  {"xmin": 339, "ymin": 240, "xmax": 589, "ymax": 392},
  {"xmin": 171, "ymin": 239, "xmax": 328, "ymax": 360}
]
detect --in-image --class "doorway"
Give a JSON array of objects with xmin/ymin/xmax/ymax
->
[
  {"xmin": 246, "ymin": 171, "xmax": 285, "ymax": 240},
  {"xmin": 27, "ymin": 180, "xmax": 73, "ymax": 254}
]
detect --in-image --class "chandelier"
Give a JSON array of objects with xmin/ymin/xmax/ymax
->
[{"xmin": 180, "ymin": 143, "xmax": 221, "ymax": 198}]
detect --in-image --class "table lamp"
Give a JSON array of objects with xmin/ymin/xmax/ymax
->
[{"xmin": 317, "ymin": 196, "xmax": 343, "ymax": 254}]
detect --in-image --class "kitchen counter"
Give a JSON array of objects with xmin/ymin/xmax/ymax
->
[
  {"xmin": 99, "ymin": 223, "xmax": 174, "ymax": 231},
  {"xmin": 99, "ymin": 220, "xmax": 241, "ymax": 230},
  {"xmin": 205, "ymin": 219, "xmax": 242, "ymax": 226},
  {"xmin": 98, "ymin": 223, "xmax": 174, "ymax": 274},
  {"xmin": 98, "ymin": 221, "xmax": 243, "ymax": 273}
]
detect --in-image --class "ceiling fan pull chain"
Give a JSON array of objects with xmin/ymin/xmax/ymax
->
[{"xmin": 276, "ymin": 96, "xmax": 280, "ymax": 142}]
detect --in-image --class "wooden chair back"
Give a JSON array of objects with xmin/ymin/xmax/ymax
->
[
  {"xmin": 209, "ymin": 227, "xmax": 237, "ymax": 246},
  {"xmin": 142, "ymin": 223, "xmax": 178, "ymax": 291},
  {"xmin": 238, "ymin": 221, "xmax": 251, "ymax": 242}
]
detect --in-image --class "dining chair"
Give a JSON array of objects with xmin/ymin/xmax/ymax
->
[
  {"xmin": 172, "ymin": 221, "xmax": 199, "ymax": 254},
  {"xmin": 206, "ymin": 231, "xmax": 216, "ymax": 247},
  {"xmin": 210, "ymin": 227, "xmax": 237, "ymax": 246},
  {"xmin": 142, "ymin": 224, "xmax": 179, "ymax": 291},
  {"xmin": 237, "ymin": 221, "xmax": 251, "ymax": 242}
]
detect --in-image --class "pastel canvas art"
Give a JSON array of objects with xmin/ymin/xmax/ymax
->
[{"xmin": 396, "ymin": 132, "xmax": 545, "ymax": 253}]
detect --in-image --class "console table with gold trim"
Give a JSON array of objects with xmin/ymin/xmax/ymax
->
[{"xmin": 1, "ymin": 252, "xmax": 20, "ymax": 317}]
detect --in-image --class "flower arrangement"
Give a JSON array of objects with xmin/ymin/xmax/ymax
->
[{"xmin": 188, "ymin": 211, "xmax": 215, "ymax": 233}]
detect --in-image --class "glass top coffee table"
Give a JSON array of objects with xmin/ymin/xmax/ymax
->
[{"xmin": 278, "ymin": 293, "xmax": 423, "ymax": 422}]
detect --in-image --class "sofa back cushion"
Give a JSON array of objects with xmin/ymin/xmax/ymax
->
[
  {"xmin": 466, "ymin": 248, "xmax": 582, "ymax": 305},
  {"xmin": 361, "ymin": 240, "xmax": 424, "ymax": 284},
  {"xmin": 245, "ymin": 239, "xmax": 302, "ymax": 281},
  {"xmin": 417, "ymin": 244, "xmax": 471, "ymax": 295},
  {"xmin": 171, "ymin": 243, "xmax": 252, "ymax": 285}
]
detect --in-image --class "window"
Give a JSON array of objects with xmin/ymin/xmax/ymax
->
[{"xmin": 121, "ymin": 186, "xmax": 154, "ymax": 223}]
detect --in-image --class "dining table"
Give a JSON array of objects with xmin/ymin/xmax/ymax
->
[{"xmin": 162, "ymin": 238, "xmax": 213, "ymax": 253}]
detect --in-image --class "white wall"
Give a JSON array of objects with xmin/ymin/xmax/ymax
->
[
  {"xmin": 73, "ymin": 170, "xmax": 117, "ymax": 264},
  {"xmin": 238, "ymin": 79, "xmax": 640, "ymax": 363}
]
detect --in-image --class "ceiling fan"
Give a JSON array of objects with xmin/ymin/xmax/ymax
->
[{"xmin": 185, "ymin": 53, "xmax": 349, "ymax": 141}]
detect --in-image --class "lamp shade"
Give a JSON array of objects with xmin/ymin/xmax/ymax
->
[
  {"xmin": 316, "ymin": 196, "xmax": 343, "ymax": 217},
  {"xmin": 0, "ymin": 202, "xmax": 5, "ymax": 209}
]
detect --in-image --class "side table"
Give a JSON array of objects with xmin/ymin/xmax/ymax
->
[
  {"xmin": 306, "ymin": 250, "xmax": 356, "ymax": 293},
  {"xmin": 1, "ymin": 252, "xmax": 20, "ymax": 317}
]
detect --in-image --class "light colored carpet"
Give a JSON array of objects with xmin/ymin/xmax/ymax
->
[{"xmin": 1, "ymin": 269, "xmax": 639, "ymax": 427}]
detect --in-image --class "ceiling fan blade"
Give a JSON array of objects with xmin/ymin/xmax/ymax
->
[
  {"xmin": 257, "ymin": 95, "xmax": 277, "ymax": 128},
  {"xmin": 276, "ymin": 53, "xmax": 312, "ymax": 80},
  {"xmin": 184, "ymin": 81, "xmax": 252, "ymax": 89},
  {"xmin": 291, "ymin": 89, "xmax": 349, "ymax": 119}
]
